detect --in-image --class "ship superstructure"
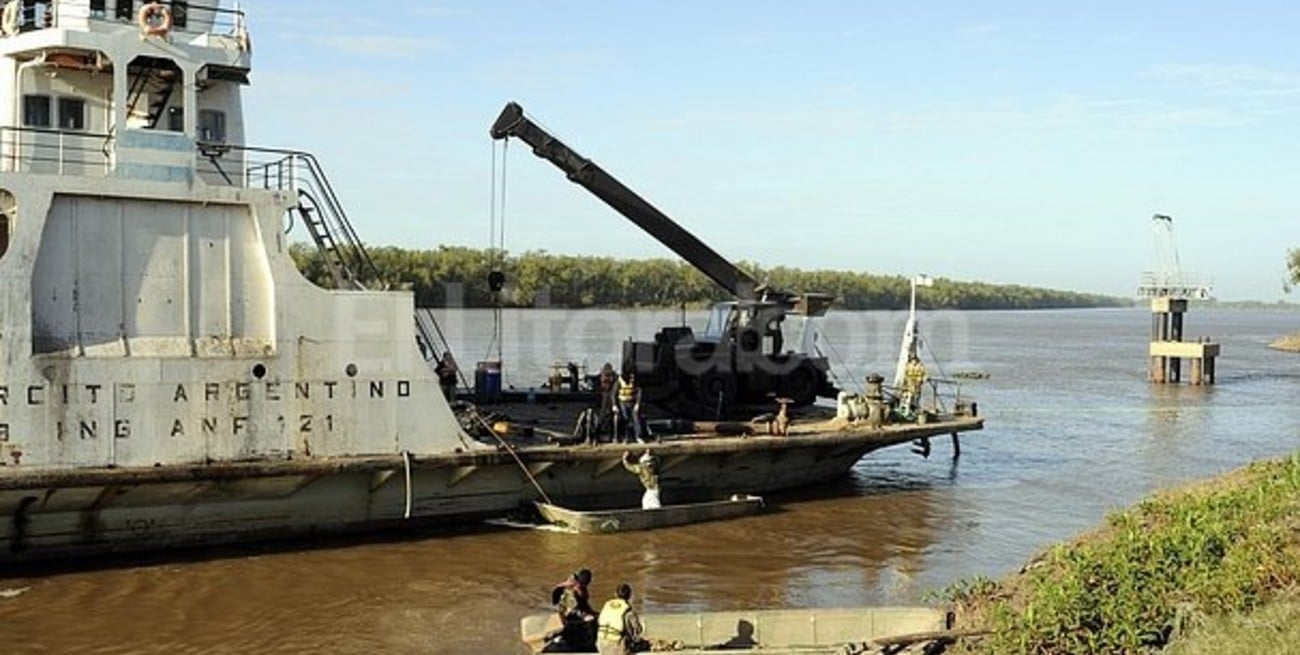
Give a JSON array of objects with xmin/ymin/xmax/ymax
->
[
  {"xmin": 0, "ymin": 2, "xmax": 483, "ymax": 556},
  {"xmin": 0, "ymin": 1, "xmax": 468, "ymax": 470}
]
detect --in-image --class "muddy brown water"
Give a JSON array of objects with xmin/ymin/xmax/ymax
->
[{"xmin": 3, "ymin": 308, "xmax": 1299, "ymax": 654}]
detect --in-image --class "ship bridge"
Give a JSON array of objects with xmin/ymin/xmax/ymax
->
[
  {"xmin": 0, "ymin": 1, "xmax": 455, "ymax": 383},
  {"xmin": 0, "ymin": 0, "xmax": 250, "ymax": 182}
]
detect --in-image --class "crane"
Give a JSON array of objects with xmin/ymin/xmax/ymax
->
[
  {"xmin": 491, "ymin": 102, "xmax": 767, "ymax": 302},
  {"xmin": 490, "ymin": 102, "xmax": 836, "ymax": 415}
]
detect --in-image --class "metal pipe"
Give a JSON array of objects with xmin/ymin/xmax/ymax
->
[{"xmin": 402, "ymin": 449, "xmax": 412, "ymax": 519}]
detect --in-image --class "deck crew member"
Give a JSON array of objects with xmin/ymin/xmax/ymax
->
[
  {"xmin": 597, "ymin": 583, "xmax": 646, "ymax": 655},
  {"xmin": 774, "ymin": 398, "xmax": 791, "ymax": 436},
  {"xmin": 616, "ymin": 371, "xmax": 645, "ymax": 443},
  {"xmin": 597, "ymin": 362, "xmax": 618, "ymax": 441},
  {"xmin": 622, "ymin": 451, "xmax": 661, "ymax": 509},
  {"xmin": 900, "ymin": 354, "xmax": 926, "ymax": 415},
  {"xmin": 552, "ymin": 568, "xmax": 597, "ymax": 650},
  {"xmin": 434, "ymin": 352, "xmax": 459, "ymax": 402}
]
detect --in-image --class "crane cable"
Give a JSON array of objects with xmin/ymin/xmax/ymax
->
[{"xmin": 486, "ymin": 140, "xmax": 508, "ymax": 364}]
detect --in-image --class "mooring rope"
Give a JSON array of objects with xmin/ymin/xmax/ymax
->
[{"xmin": 471, "ymin": 410, "xmax": 555, "ymax": 506}]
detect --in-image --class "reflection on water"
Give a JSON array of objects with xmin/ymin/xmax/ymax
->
[{"xmin": 3, "ymin": 308, "xmax": 1300, "ymax": 654}]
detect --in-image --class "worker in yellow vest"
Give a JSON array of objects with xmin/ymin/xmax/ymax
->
[
  {"xmin": 900, "ymin": 354, "xmax": 927, "ymax": 415},
  {"xmin": 616, "ymin": 371, "xmax": 644, "ymax": 443},
  {"xmin": 596, "ymin": 583, "xmax": 645, "ymax": 655}
]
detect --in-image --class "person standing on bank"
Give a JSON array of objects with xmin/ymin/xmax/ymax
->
[
  {"xmin": 597, "ymin": 583, "xmax": 646, "ymax": 655},
  {"xmin": 621, "ymin": 450, "xmax": 661, "ymax": 509}
]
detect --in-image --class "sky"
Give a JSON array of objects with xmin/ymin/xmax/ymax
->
[{"xmin": 242, "ymin": 1, "xmax": 1300, "ymax": 301}]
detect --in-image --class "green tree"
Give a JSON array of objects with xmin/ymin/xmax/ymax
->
[
  {"xmin": 285, "ymin": 242, "xmax": 1125, "ymax": 310},
  {"xmin": 1287, "ymin": 248, "xmax": 1300, "ymax": 292}
]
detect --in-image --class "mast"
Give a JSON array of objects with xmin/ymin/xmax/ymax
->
[{"xmin": 893, "ymin": 274, "xmax": 932, "ymax": 388}]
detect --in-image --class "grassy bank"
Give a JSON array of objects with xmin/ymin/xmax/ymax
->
[
  {"xmin": 1166, "ymin": 596, "xmax": 1300, "ymax": 654},
  {"xmin": 946, "ymin": 455, "xmax": 1300, "ymax": 654}
]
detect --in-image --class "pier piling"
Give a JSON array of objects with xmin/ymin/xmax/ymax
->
[{"xmin": 1147, "ymin": 298, "xmax": 1219, "ymax": 385}]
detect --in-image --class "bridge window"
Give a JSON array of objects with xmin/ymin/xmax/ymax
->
[
  {"xmin": 115, "ymin": 0, "xmax": 133, "ymax": 20},
  {"xmin": 199, "ymin": 109, "xmax": 226, "ymax": 142},
  {"xmin": 126, "ymin": 56, "xmax": 183, "ymax": 131},
  {"xmin": 90, "ymin": 0, "xmax": 106, "ymax": 17},
  {"xmin": 12, "ymin": 1, "xmax": 50, "ymax": 32},
  {"xmin": 58, "ymin": 98, "xmax": 86, "ymax": 131},
  {"xmin": 22, "ymin": 95, "xmax": 51, "ymax": 128},
  {"xmin": 172, "ymin": 1, "xmax": 188, "ymax": 29}
]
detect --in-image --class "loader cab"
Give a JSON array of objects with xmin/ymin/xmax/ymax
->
[
  {"xmin": 701, "ymin": 300, "xmax": 790, "ymax": 357},
  {"xmin": 700, "ymin": 301, "xmax": 734, "ymax": 343}
]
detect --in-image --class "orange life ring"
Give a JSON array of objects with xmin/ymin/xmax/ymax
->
[{"xmin": 137, "ymin": 3, "xmax": 172, "ymax": 37}]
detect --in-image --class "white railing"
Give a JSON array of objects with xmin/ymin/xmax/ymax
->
[
  {"xmin": 0, "ymin": 126, "xmax": 112, "ymax": 176},
  {"xmin": 1136, "ymin": 271, "xmax": 1213, "ymax": 299}
]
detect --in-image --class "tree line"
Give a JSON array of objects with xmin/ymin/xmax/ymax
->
[
  {"xmin": 1288, "ymin": 248, "xmax": 1300, "ymax": 292},
  {"xmin": 289, "ymin": 243, "xmax": 1125, "ymax": 310}
]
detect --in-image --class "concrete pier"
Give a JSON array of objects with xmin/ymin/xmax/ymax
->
[{"xmin": 1147, "ymin": 298, "xmax": 1219, "ymax": 385}]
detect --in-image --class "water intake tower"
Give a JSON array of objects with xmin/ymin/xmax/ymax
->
[{"xmin": 1137, "ymin": 214, "xmax": 1219, "ymax": 385}]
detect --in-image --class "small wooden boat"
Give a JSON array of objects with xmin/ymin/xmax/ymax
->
[
  {"xmin": 521, "ymin": 605, "xmax": 959, "ymax": 654},
  {"xmin": 533, "ymin": 495, "xmax": 764, "ymax": 534}
]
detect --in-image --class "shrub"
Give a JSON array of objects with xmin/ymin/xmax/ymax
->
[{"xmin": 949, "ymin": 455, "xmax": 1300, "ymax": 654}]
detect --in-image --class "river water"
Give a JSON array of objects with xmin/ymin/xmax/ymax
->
[{"xmin": 3, "ymin": 308, "xmax": 1299, "ymax": 654}]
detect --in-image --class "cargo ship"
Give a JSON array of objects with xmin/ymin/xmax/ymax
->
[{"xmin": 0, "ymin": 1, "xmax": 980, "ymax": 562}]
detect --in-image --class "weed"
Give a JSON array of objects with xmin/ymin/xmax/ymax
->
[{"xmin": 948, "ymin": 454, "xmax": 1300, "ymax": 654}]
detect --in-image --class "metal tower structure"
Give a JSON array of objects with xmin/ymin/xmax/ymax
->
[
  {"xmin": 1137, "ymin": 214, "xmax": 1219, "ymax": 385},
  {"xmin": 1137, "ymin": 214, "xmax": 1212, "ymax": 300}
]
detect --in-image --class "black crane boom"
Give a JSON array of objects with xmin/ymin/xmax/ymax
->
[{"xmin": 490, "ymin": 101, "xmax": 760, "ymax": 301}]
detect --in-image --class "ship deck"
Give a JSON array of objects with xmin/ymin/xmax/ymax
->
[{"xmin": 0, "ymin": 412, "xmax": 983, "ymax": 491}]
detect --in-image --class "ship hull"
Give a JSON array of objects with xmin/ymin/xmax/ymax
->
[{"xmin": 0, "ymin": 418, "xmax": 979, "ymax": 562}]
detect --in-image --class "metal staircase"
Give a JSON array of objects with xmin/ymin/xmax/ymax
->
[
  {"xmin": 199, "ymin": 145, "xmax": 457, "ymax": 371},
  {"xmin": 126, "ymin": 58, "xmax": 181, "ymax": 129},
  {"xmin": 295, "ymin": 189, "xmax": 361, "ymax": 290},
  {"xmin": 291, "ymin": 153, "xmax": 453, "ymax": 367}
]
